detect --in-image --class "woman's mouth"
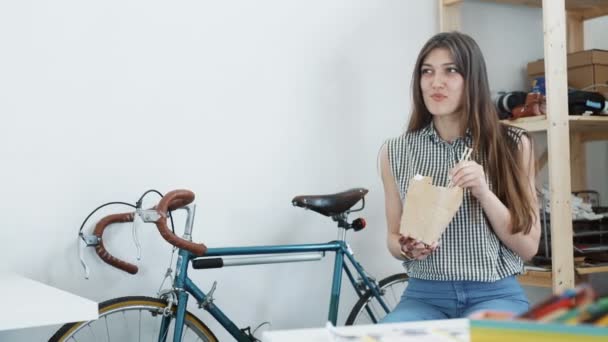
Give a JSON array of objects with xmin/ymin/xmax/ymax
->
[{"xmin": 431, "ymin": 94, "xmax": 447, "ymax": 101}]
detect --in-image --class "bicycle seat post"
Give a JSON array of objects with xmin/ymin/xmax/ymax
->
[
  {"xmin": 334, "ymin": 213, "xmax": 349, "ymax": 242},
  {"xmin": 337, "ymin": 226, "xmax": 347, "ymax": 241}
]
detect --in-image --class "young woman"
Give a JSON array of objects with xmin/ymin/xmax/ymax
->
[{"xmin": 380, "ymin": 31, "xmax": 540, "ymax": 322}]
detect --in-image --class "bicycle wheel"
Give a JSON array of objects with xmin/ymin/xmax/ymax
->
[
  {"xmin": 345, "ymin": 273, "xmax": 409, "ymax": 325},
  {"xmin": 49, "ymin": 296, "xmax": 218, "ymax": 342}
]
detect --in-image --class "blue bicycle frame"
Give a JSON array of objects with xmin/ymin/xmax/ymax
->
[{"xmin": 162, "ymin": 239, "xmax": 390, "ymax": 342}]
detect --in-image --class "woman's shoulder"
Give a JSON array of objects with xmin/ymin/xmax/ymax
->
[
  {"xmin": 500, "ymin": 123, "xmax": 528, "ymax": 144},
  {"xmin": 383, "ymin": 131, "xmax": 419, "ymax": 152},
  {"xmin": 384, "ymin": 127, "xmax": 428, "ymax": 144}
]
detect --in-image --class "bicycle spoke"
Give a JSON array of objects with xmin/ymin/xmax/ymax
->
[
  {"xmin": 104, "ymin": 315, "xmax": 110, "ymax": 342},
  {"xmin": 85, "ymin": 323, "xmax": 96, "ymax": 341},
  {"xmin": 122, "ymin": 311, "xmax": 129, "ymax": 339},
  {"xmin": 156, "ymin": 315, "xmax": 162, "ymax": 341},
  {"xmin": 347, "ymin": 274, "xmax": 409, "ymax": 325},
  {"xmin": 161, "ymin": 319, "xmax": 170, "ymax": 341}
]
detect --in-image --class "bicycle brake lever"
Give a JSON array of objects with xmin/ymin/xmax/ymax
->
[
  {"xmin": 78, "ymin": 237, "xmax": 90, "ymax": 279},
  {"xmin": 132, "ymin": 213, "xmax": 143, "ymax": 261},
  {"xmin": 78, "ymin": 233, "xmax": 100, "ymax": 280},
  {"xmin": 78, "ymin": 234, "xmax": 91, "ymax": 279}
]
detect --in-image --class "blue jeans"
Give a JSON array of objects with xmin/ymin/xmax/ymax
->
[{"xmin": 381, "ymin": 276, "xmax": 529, "ymax": 323}]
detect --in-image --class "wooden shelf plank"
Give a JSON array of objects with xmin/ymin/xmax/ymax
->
[
  {"xmin": 475, "ymin": 0, "xmax": 608, "ymax": 20},
  {"xmin": 502, "ymin": 115, "xmax": 608, "ymax": 132},
  {"xmin": 518, "ymin": 265, "xmax": 608, "ymax": 288},
  {"xmin": 518, "ymin": 269, "xmax": 553, "ymax": 288},
  {"xmin": 569, "ymin": 116, "xmax": 608, "ymax": 131},
  {"xmin": 576, "ymin": 265, "xmax": 608, "ymax": 274},
  {"xmin": 502, "ymin": 115, "xmax": 549, "ymax": 132}
]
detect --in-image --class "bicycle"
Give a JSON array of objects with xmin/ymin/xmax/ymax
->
[{"xmin": 50, "ymin": 188, "xmax": 409, "ymax": 342}]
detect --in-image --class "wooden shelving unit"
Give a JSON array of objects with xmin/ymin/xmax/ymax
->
[{"xmin": 440, "ymin": 0, "xmax": 608, "ymax": 293}]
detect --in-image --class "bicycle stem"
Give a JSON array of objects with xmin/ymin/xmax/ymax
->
[{"xmin": 182, "ymin": 204, "xmax": 196, "ymax": 241}]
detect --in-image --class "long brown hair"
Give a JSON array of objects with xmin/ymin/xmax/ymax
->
[{"xmin": 408, "ymin": 31, "xmax": 535, "ymax": 235}]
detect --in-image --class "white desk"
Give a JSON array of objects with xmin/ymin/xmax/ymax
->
[
  {"xmin": 0, "ymin": 273, "xmax": 98, "ymax": 331},
  {"xmin": 263, "ymin": 318, "xmax": 470, "ymax": 342}
]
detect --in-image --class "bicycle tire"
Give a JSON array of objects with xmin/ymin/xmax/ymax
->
[
  {"xmin": 345, "ymin": 273, "xmax": 409, "ymax": 325},
  {"xmin": 49, "ymin": 296, "xmax": 218, "ymax": 342}
]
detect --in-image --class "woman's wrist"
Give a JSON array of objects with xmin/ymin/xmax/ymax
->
[
  {"xmin": 475, "ymin": 187, "xmax": 494, "ymax": 205},
  {"xmin": 400, "ymin": 249, "xmax": 415, "ymax": 261}
]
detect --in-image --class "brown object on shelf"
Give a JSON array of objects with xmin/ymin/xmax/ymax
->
[
  {"xmin": 511, "ymin": 92, "xmax": 546, "ymax": 119},
  {"xmin": 528, "ymin": 49, "xmax": 608, "ymax": 98}
]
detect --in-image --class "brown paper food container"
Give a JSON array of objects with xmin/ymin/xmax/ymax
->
[{"xmin": 400, "ymin": 175, "xmax": 463, "ymax": 245}]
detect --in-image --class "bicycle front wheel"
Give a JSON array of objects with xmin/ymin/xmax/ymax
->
[
  {"xmin": 49, "ymin": 296, "xmax": 218, "ymax": 342},
  {"xmin": 345, "ymin": 273, "xmax": 408, "ymax": 325}
]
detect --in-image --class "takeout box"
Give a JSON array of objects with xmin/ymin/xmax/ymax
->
[{"xmin": 400, "ymin": 175, "xmax": 463, "ymax": 245}]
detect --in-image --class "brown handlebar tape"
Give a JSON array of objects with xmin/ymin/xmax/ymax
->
[
  {"xmin": 93, "ymin": 212, "xmax": 139, "ymax": 274},
  {"xmin": 155, "ymin": 189, "xmax": 207, "ymax": 256}
]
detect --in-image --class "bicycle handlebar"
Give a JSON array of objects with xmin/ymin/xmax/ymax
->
[
  {"xmin": 92, "ymin": 189, "xmax": 207, "ymax": 274},
  {"xmin": 93, "ymin": 212, "xmax": 139, "ymax": 274},
  {"xmin": 155, "ymin": 189, "xmax": 207, "ymax": 256}
]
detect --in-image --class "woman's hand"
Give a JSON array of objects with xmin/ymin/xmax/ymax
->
[
  {"xmin": 399, "ymin": 235, "xmax": 438, "ymax": 260},
  {"xmin": 449, "ymin": 160, "xmax": 490, "ymax": 200}
]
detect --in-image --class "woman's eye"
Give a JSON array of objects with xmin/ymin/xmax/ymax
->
[
  {"xmin": 421, "ymin": 69, "xmax": 432, "ymax": 74},
  {"xmin": 447, "ymin": 67, "xmax": 459, "ymax": 73}
]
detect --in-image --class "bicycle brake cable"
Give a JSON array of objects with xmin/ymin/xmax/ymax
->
[{"xmin": 78, "ymin": 201, "xmax": 136, "ymax": 236}]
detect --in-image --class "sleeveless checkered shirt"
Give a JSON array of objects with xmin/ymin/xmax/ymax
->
[{"xmin": 386, "ymin": 122, "xmax": 525, "ymax": 282}]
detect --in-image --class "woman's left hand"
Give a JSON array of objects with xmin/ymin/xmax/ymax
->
[{"xmin": 449, "ymin": 160, "xmax": 490, "ymax": 200}]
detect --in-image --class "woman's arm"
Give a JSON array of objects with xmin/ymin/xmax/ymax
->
[
  {"xmin": 380, "ymin": 144, "xmax": 437, "ymax": 260},
  {"xmin": 380, "ymin": 144, "xmax": 408, "ymax": 260},
  {"xmin": 450, "ymin": 135, "xmax": 541, "ymax": 260}
]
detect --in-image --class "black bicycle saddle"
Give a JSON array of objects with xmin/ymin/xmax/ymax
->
[{"xmin": 291, "ymin": 188, "xmax": 368, "ymax": 216}]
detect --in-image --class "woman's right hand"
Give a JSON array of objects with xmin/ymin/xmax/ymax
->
[{"xmin": 398, "ymin": 235, "xmax": 438, "ymax": 260}]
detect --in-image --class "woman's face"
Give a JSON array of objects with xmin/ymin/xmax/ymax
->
[{"xmin": 420, "ymin": 48, "xmax": 464, "ymax": 119}]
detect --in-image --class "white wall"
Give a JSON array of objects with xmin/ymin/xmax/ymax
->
[
  {"xmin": 0, "ymin": 0, "xmax": 436, "ymax": 340},
  {"xmin": 461, "ymin": 0, "xmax": 544, "ymax": 93}
]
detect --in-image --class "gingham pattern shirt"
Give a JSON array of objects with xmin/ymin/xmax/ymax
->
[{"xmin": 386, "ymin": 123, "xmax": 525, "ymax": 282}]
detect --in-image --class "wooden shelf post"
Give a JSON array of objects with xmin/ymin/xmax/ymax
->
[{"xmin": 542, "ymin": 0, "xmax": 575, "ymax": 291}]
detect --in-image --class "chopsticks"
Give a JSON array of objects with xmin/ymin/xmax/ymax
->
[{"xmin": 447, "ymin": 147, "xmax": 473, "ymax": 188}]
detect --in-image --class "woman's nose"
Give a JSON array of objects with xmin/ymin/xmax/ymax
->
[{"xmin": 431, "ymin": 73, "xmax": 446, "ymax": 88}]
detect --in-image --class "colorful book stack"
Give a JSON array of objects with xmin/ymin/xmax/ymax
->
[
  {"xmin": 471, "ymin": 284, "xmax": 608, "ymax": 341},
  {"xmin": 519, "ymin": 284, "xmax": 608, "ymax": 325}
]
